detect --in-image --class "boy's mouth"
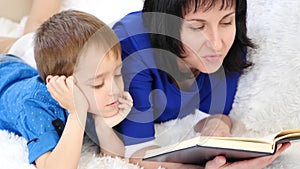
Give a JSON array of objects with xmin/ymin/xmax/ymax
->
[{"xmin": 106, "ymin": 101, "xmax": 119, "ymax": 107}]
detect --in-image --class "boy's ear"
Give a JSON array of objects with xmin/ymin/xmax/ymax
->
[{"xmin": 46, "ymin": 75, "xmax": 52, "ymax": 84}]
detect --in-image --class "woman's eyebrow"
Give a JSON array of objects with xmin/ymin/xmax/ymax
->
[
  {"xmin": 186, "ymin": 11, "xmax": 236, "ymax": 22},
  {"xmin": 221, "ymin": 11, "xmax": 236, "ymax": 19}
]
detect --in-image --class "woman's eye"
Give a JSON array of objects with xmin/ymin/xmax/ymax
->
[
  {"xmin": 190, "ymin": 26, "xmax": 204, "ymax": 31},
  {"xmin": 221, "ymin": 18, "xmax": 234, "ymax": 26},
  {"xmin": 221, "ymin": 21, "xmax": 232, "ymax": 25}
]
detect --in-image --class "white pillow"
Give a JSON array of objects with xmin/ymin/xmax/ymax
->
[{"xmin": 230, "ymin": 0, "xmax": 300, "ymax": 137}]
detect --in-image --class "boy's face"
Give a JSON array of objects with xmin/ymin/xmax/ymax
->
[{"xmin": 74, "ymin": 44, "xmax": 126, "ymax": 127}]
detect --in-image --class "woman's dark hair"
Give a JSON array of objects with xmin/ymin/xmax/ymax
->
[{"xmin": 142, "ymin": 0, "xmax": 254, "ymax": 78}]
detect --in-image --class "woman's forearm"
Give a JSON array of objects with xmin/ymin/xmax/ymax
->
[{"xmin": 194, "ymin": 114, "xmax": 232, "ymax": 136}]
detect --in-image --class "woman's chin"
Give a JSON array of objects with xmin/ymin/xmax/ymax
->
[
  {"xmin": 201, "ymin": 66, "xmax": 223, "ymax": 74},
  {"xmin": 198, "ymin": 61, "xmax": 224, "ymax": 74}
]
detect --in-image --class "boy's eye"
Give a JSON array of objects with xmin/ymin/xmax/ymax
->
[
  {"xmin": 93, "ymin": 82, "xmax": 104, "ymax": 89},
  {"xmin": 115, "ymin": 74, "xmax": 122, "ymax": 78}
]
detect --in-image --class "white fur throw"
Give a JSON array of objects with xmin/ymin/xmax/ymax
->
[{"xmin": 0, "ymin": 0, "xmax": 300, "ymax": 168}]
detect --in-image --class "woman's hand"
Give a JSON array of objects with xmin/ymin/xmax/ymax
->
[
  {"xmin": 205, "ymin": 142, "xmax": 291, "ymax": 169},
  {"xmin": 46, "ymin": 75, "xmax": 89, "ymax": 123},
  {"xmin": 194, "ymin": 114, "xmax": 232, "ymax": 137}
]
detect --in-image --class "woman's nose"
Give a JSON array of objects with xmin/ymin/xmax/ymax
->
[{"xmin": 206, "ymin": 29, "xmax": 223, "ymax": 52}]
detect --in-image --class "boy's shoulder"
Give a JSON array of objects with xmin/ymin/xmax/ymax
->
[
  {"xmin": 0, "ymin": 60, "xmax": 39, "ymax": 91},
  {"xmin": 0, "ymin": 60, "xmax": 56, "ymax": 107},
  {"xmin": 0, "ymin": 60, "xmax": 38, "ymax": 78}
]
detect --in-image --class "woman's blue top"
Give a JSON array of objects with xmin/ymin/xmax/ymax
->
[{"xmin": 113, "ymin": 11, "xmax": 242, "ymax": 145}]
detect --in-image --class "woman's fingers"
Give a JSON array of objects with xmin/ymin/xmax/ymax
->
[
  {"xmin": 215, "ymin": 142, "xmax": 291, "ymax": 169},
  {"xmin": 205, "ymin": 156, "xmax": 227, "ymax": 169},
  {"xmin": 270, "ymin": 142, "xmax": 291, "ymax": 160}
]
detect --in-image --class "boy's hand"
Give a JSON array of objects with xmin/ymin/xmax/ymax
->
[
  {"xmin": 94, "ymin": 91, "xmax": 133, "ymax": 128},
  {"xmin": 118, "ymin": 91, "xmax": 133, "ymax": 118},
  {"xmin": 46, "ymin": 75, "xmax": 89, "ymax": 116}
]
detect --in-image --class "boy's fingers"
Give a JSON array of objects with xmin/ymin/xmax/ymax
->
[
  {"xmin": 118, "ymin": 93, "xmax": 133, "ymax": 107},
  {"xmin": 118, "ymin": 97, "xmax": 132, "ymax": 105},
  {"xmin": 118, "ymin": 103, "xmax": 129, "ymax": 108},
  {"xmin": 118, "ymin": 103, "xmax": 131, "ymax": 111},
  {"xmin": 47, "ymin": 75, "xmax": 73, "ymax": 99},
  {"xmin": 49, "ymin": 75, "xmax": 59, "ymax": 83},
  {"xmin": 56, "ymin": 76, "xmax": 69, "ymax": 93},
  {"xmin": 66, "ymin": 76, "xmax": 74, "ymax": 89},
  {"xmin": 46, "ymin": 75, "xmax": 53, "ymax": 83},
  {"xmin": 123, "ymin": 91, "xmax": 133, "ymax": 101},
  {"xmin": 47, "ymin": 84, "xmax": 59, "ymax": 100}
]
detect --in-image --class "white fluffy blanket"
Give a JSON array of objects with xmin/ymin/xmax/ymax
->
[{"xmin": 1, "ymin": 0, "xmax": 300, "ymax": 168}]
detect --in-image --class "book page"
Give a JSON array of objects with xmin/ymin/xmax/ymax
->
[{"xmin": 261, "ymin": 128, "xmax": 300, "ymax": 143}]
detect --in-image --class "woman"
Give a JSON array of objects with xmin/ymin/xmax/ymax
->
[
  {"xmin": 0, "ymin": 0, "xmax": 60, "ymax": 59},
  {"xmin": 113, "ymin": 0, "xmax": 290, "ymax": 168}
]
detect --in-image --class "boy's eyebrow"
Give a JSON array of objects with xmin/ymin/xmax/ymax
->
[
  {"xmin": 186, "ymin": 11, "xmax": 236, "ymax": 22},
  {"xmin": 115, "ymin": 63, "xmax": 122, "ymax": 70},
  {"xmin": 87, "ymin": 74, "xmax": 104, "ymax": 83},
  {"xmin": 86, "ymin": 63, "xmax": 122, "ymax": 83}
]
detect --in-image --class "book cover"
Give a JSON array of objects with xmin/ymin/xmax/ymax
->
[{"xmin": 143, "ymin": 128, "xmax": 300, "ymax": 165}]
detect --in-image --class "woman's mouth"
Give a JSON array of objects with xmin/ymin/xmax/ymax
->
[{"xmin": 202, "ymin": 55, "xmax": 221, "ymax": 62}]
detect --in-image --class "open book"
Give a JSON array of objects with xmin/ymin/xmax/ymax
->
[{"xmin": 143, "ymin": 128, "xmax": 300, "ymax": 165}]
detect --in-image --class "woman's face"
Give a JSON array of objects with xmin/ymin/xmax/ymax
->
[{"xmin": 180, "ymin": 1, "xmax": 236, "ymax": 74}]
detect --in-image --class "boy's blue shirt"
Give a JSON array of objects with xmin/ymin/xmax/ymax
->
[
  {"xmin": 0, "ymin": 58, "xmax": 67, "ymax": 163},
  {"xmin": 113, "ymin": 11, "xmax": 242, "ymax": 146}
]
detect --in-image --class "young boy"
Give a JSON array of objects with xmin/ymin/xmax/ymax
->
[{"xmin": 0, "ymin": 10, "xmax": 132, "ymax": 169}]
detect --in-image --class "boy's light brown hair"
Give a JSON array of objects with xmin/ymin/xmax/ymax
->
[{"xmin": 34, "ymin": 10, "xmax": 121, "ymax": 82}]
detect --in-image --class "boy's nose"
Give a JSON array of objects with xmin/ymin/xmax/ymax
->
[{"xmin": 110, "ymin": 79, "xmax": 121, "ymax": 97}]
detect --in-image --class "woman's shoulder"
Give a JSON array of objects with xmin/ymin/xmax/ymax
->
[
  {"xmin": 114, "ymin": 11, "xmax": 143, "ymax": 26},
  {"xmin": 113, "ymin": 11, "xmax": 147, "ymax": 39},
  {"xmin": 113, "ymin": 11, "xmax": 154, "ymax": 62}
]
